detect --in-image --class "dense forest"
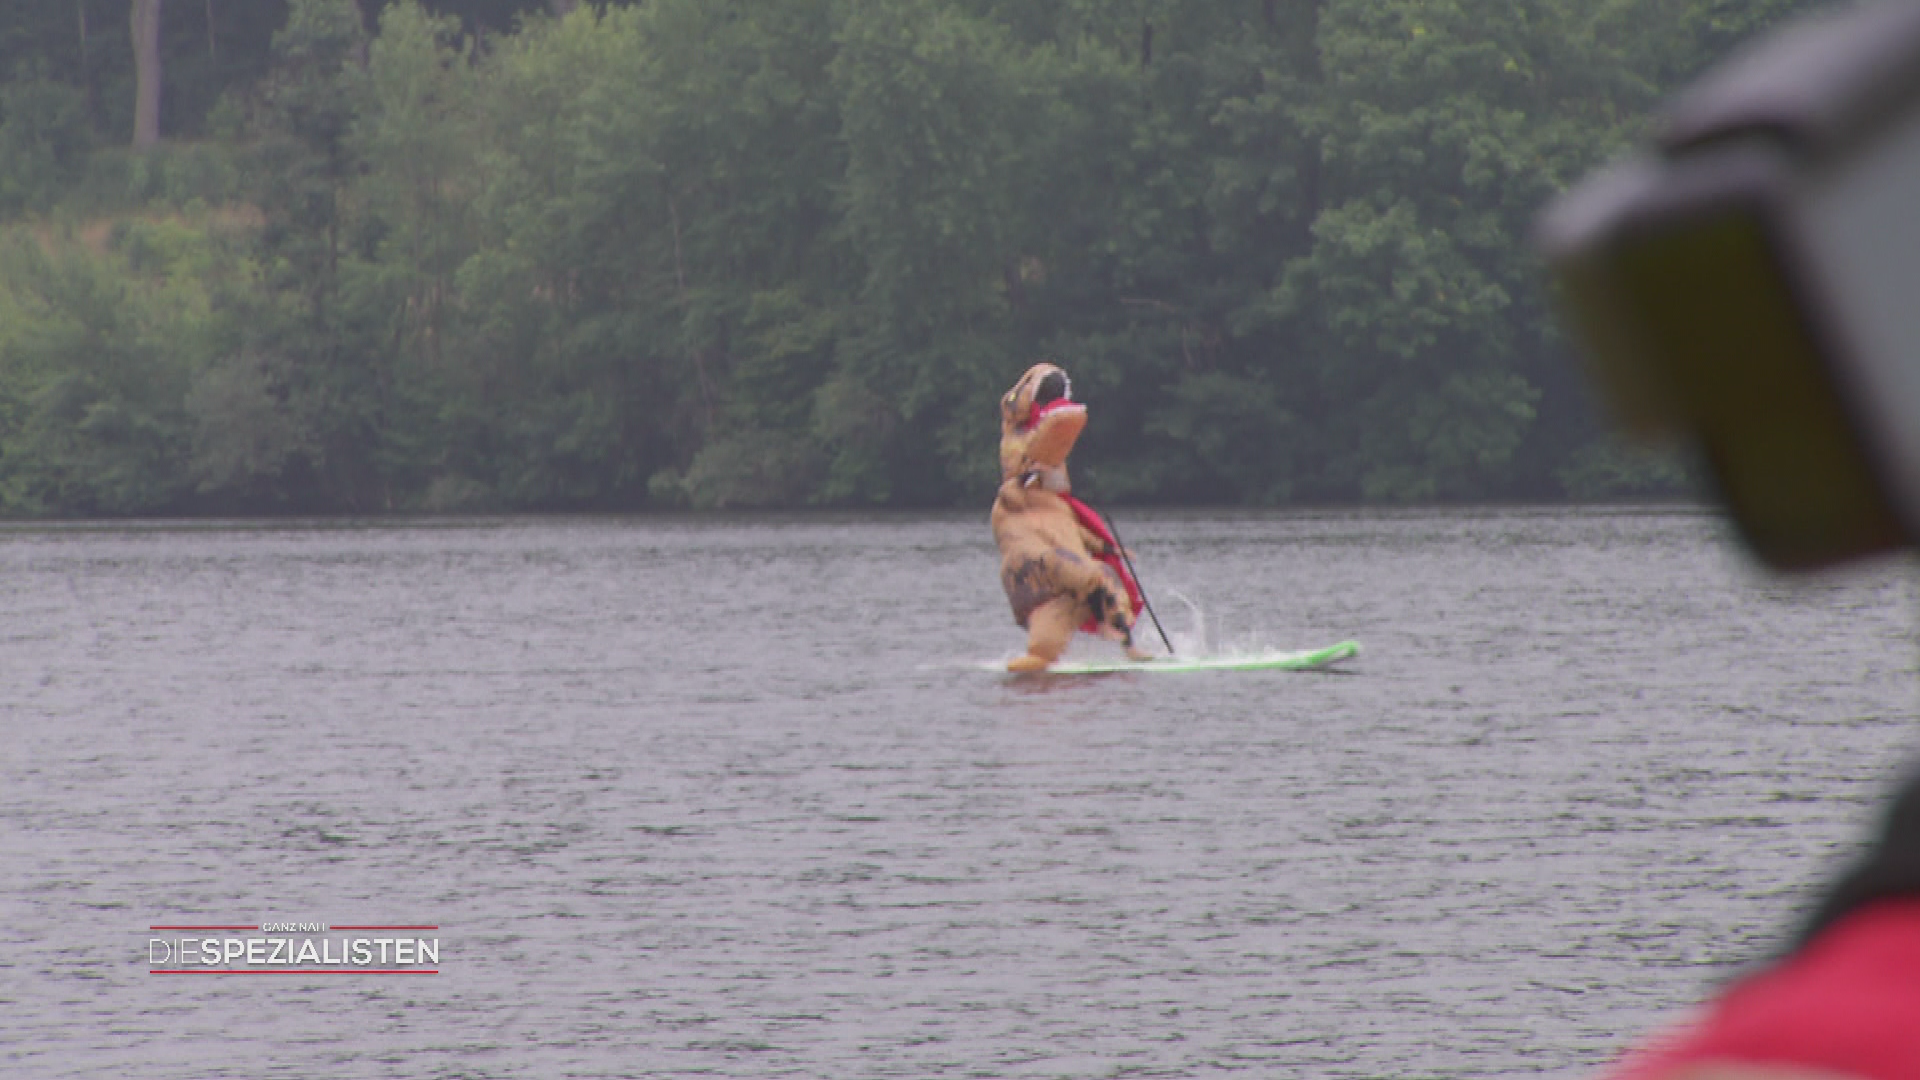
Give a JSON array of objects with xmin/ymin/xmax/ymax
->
[{"xmin": 0, "ymin": 0, "xmax": 1814, "ymax": 515}]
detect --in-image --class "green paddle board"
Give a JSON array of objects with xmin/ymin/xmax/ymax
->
[{"xmin": 1033, "ymin": 639, "xmax": 1360, "ymax": 675}]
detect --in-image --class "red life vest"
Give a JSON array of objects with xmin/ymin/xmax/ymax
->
[{"xmin": 1060, "ymin": 494, "xmax": 1144, "ymax": 633}]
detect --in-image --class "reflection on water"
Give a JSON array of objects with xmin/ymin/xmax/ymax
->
[{"xmin": 3, "ymin": 509, "xmax": 1914, "ymax": 1078}]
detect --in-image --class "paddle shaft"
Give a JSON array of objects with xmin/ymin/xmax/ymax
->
[{"xmin": 1096, "ymin": 510, "xmax": 1175, "ymax": 657}]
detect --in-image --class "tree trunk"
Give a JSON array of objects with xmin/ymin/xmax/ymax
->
[
  {"xmin": 351, "ymin": 0, "xmax": 372, "ymax": 63},
  {"xmin": 131, "ymin": 0, "xmax": 164, "ymax": 150}
]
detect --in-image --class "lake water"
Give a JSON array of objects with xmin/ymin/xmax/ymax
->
[{"xmin": 3, "ymin": 508, "xmax": 1915, "ymax": 1078}]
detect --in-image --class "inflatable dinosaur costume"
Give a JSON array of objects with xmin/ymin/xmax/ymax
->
[{"xmin": 990, "ymin": 362, "xmax": 1148, "ymax": 673}]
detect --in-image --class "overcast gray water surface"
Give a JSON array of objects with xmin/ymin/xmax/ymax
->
[{"xmin": 3, "ymin": 508, "xmax": 1916, "ymax": 1078}]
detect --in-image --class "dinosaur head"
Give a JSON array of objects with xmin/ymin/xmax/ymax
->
[
  {"xmin": 1000, "ymin": 361, "xmax": 1088, "ymax": 484},
  {"xmin": 1001, "ymin": 362, "xmax": 1073, "ymax": 431}
]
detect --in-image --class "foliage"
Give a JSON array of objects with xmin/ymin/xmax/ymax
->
[
  {"xmin": 0, "ymin": 0, "xmax": 1824, "ymax": 515},
  {"xmin": 0, "ymin": 64, "xmax": 91, "ymax": 213}
]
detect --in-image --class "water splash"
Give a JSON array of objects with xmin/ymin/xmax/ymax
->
[
  {"xmin": 1151, "ymin": 590, "xmax": 1314, "ymax": 661},
  {"xmin": 1162, "ymin": 588, "xmax": 1208, "ymax": 657}
]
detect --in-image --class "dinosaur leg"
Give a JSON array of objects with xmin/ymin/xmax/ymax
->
[
  {"xmin": 1080, "ymin": 569, "xmax": 1148, "ymax": 660},
  {"xmin": 1099, "ymin": 594, "xmax": 1152, "ymax": 661},
  {"xmin": 1007, "ymin": 596, "xmax": 1078, "ymax": 673}
]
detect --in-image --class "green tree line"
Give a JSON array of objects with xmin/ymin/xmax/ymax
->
[{"xmin": 0, "ymin": 0, "xmax": 1811, "ymax": 515}]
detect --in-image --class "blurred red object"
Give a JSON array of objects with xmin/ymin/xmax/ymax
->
[{"xmin": 1609, "ymin": 898, "xmax": 1920, "ymax": 1080}]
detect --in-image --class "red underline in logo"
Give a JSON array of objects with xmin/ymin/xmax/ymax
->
[
  {"xmin": 150, "ymin": 926, "xmax": 256, "ymax": 931},
  {"xmin": 151, "ymin": 969, "xmax": 439, "ymax": 975}
]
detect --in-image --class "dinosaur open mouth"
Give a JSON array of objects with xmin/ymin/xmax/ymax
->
[
  {"xmin": 1028, "ymin": 369, "xmax": 1078, "ymax": 427},
  {"xmin": 1032, "ymin": 369, "xmax": 1070, "ymax": 409}
]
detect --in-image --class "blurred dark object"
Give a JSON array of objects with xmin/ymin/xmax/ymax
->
[
  {"xmin": 1543, "ymin": 7, "xmax": 1920, "ymax": 1080},
  {"xmin": 1539, "ymin": 1, "xmax": 1920, "ymax": 570},
  {"xmin": 1797, "ymin": 770, "xmax": 1920, "ymax": 949}
]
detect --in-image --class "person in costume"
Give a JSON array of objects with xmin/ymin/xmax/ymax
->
[{"xmin": 989, "ymin": 361, "xmax": 1149, "ymax": 673}]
